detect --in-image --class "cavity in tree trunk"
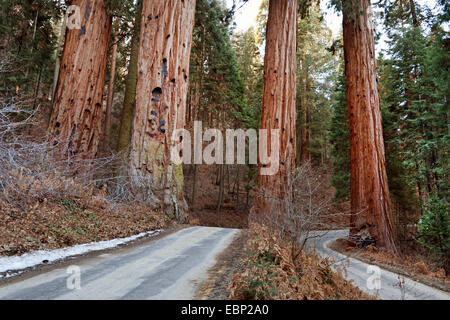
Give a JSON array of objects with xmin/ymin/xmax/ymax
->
[
  {"xmin": 49, "ymin": 0, "xmax": 112, "ymax": 161},
  {"xmin": 104, "ymin": 26, "xmax": 118, "ymax": 144},
  {"xmin": 252, "ymin": 0, "xmax": 297, "ymax": 215},
  {"xmin": 117, "ymin": 0, "xmax": 142, "ymax": 159},
  {"xmin": 343, "ymin": 0, "xmax": 397, "ymax": 253},
  {"xmin": 129, "ymin": 0, "xmax": 196, "ymax": 222}
]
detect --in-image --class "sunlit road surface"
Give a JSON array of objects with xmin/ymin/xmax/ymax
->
[
  {"xmin": 0, "ymin": 226, "xmax": 239, "ymax": 300},
  {"xmin": 308, "ymin": 229, "xmax": 450, "ymax": 300}
]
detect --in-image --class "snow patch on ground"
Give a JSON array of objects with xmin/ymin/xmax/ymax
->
[{"xmin": 0, "ymin": 230, "xmax": 162, "ymax": 277}]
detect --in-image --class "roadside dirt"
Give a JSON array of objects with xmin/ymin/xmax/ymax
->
[
  {"xmin": 329, "ymin": 238, "xmax": 450, "ymax": 293},
  {"xmin": 195, "ymin": 229, "xmax": 248, "ymax": 300}
]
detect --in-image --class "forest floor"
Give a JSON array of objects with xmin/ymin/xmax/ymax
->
[
  {"xmin": 0, "ymin": 196, "xmax": 170, "ymax": 257},
  {"xmin": 330, "ymin": 238, "xmax": 450, "ymax": 292}
]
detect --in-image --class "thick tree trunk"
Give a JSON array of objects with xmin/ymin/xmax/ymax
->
[
  {"xmin": 117, "ymin": 0, "xmax": 142, "ymax": 158},
  {"xmin": 129, "ymin": 0, "xmax": 196, "ymax": 222},
  {"xmin": 343, "ymin": 0, "xmax": 397, "ymax": 253},
  {"xmin": 104, "ymin": 27, "xmax": 118, "ymax": 144},
  {"xmin": 49, "ymin": 0, "xmax": 112, "ymax": 161},
  {"xmin": 217, "ymin": 163, "xmax": 225, "ymax": 212},
  {"xmin": 252, "ymin": 0, "xmax": 297, "ymax": 215}
]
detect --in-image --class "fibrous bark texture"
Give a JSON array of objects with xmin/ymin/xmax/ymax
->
[
  {"xmin": 252, "ymin": 0, "xmax": 297, "ymax": 214},
  {"xmin": 129, "ymin": 0, "xmax": 196, "ymax": 222},
  {"xmin": 49, "ymin": 0, "xmax": 112, "ymax": 161},
  {"xmin": 343, "ymin": 0, "xmax": 397, "ymax": 253}
]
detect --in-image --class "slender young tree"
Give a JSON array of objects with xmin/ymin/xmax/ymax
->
[
  {"xmin": 104, "ymin": 25, "xmax": 118, "ymax": 144},
  {"xmin": 252, "ymin": 0, "xmax": 297, "ymax": 214},
  {"xmin": 117, "ymin": 0, "xmax": 142, "ymax": 159},
  {"xmin": 129, "ymin": 0, "xmax": 196, "ymax": 222},
  {"xmin": 49, "ymin": 0, "xmax": 112, "ymax": 160},
  {"xmin": 342, "ymin": 0, "xmax": 397, "ymax": 253}
]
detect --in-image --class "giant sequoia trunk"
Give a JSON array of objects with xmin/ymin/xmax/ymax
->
[
  {"xmin": 129, "ymin": 0, "xmax": 196, "ymax": 222},
  {"xmin": 343, "ymin": 0, "xmax": 397, "ymax": 253},
  {"xmin": 49, "ymin": 0, "xmax": 112, "ymax": 161},
  {"xmin": 252, "ymin": 0, "xmax": 297, "ymax": 214}
]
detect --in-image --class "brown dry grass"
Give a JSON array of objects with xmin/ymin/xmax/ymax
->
[
  {"xmin": 0, "ymin": 191, "xmax": 169, "ymax": 256},
  {"xmin": 229, "ymin": 224, "xmax": 373, "ymax": 300}
]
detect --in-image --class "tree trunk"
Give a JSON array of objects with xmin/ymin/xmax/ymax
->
[
  {"xmin": 117, "ymin": 0, "xmax": 142, "ymax": 158},
  {"xmin": 129, "ymin": 0, "xmax": 196, "ymax": 222},
  {"xmin": 49, "ymin": 0, "xmax": 112, "ymax": 161},
  {"xmin": 217, "ymin": 163, "xmax": 225, "ymax": 212},
  {"xmin": 33, "ymin": 67, "xmax": 42, "ymax": 109},
  {"xmin": 252, "ymin": 0, "xmax": 297, "ymax": 215},
  {"xmin": 51, "ymin": 15, "xmax": 66, "ymax": 104},
  {"xmin": 104, "ymin": 27, "xmax": 118, "ymax": 144},
  {"xmin": 343, "ymin": 0, "xmax": 397, "ymax": 253}
]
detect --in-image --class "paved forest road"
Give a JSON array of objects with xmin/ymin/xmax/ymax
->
[
  {"xmin": 308, "ymin": 230, "xmax": 450, "ymax": 300},
  {"xmin": 0, "ymin": 226, "xmax": 239, "ymax": 300}
]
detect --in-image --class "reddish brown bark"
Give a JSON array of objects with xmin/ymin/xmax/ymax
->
[
  {"xmin": 129, "ymin": 0, "xmax": 196, "ymax": 221},
  {"xmin": 49, "ymin": 0, "xmax": 112, "ymax": 160},
  {"xmin": 343, "ymin": 0, "xmax": 397, "ymax": 253},
  {"xmin": 252, "ymin": 0, "xmax": 297, "ymax": 215}
]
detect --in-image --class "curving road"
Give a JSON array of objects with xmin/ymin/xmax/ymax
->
[
  {"xmin": 1, "ymin": 226, "xmax": 448, "ymax": 300},
  {"xmin": 308, "ymin": 229, "xmax": 450, "ymax": 300},
  {"xmin": 0, "ymin": 226, "xmax": 239, "ymax": 300}
]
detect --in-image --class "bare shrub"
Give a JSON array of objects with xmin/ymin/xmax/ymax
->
[{"xmin": 250, "ymin": 163, "xmax": 350, "ymax": 268}]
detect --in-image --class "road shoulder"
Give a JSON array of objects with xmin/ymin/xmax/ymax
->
[
  {"xmin": 328, "ymin": 238, "xmax": 450, "ymax": 294},
  {"xmin": 195, "ymin": 229, "xmax": 247, "ymax": 300}
]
